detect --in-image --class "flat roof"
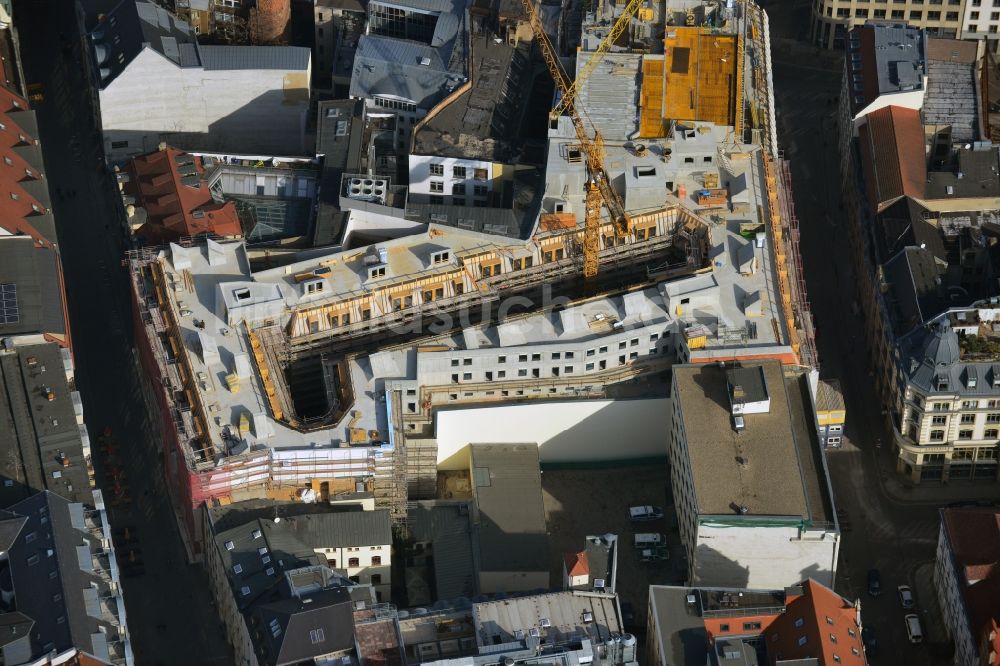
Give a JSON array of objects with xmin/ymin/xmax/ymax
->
[
  {"xmin": 672, "ymin": 361, "xmax": 830, "ymax": 521},
  {"xmin": 470, "ymin": 444, "xmax": 548, "ymax": 574},
  {"xmin": 472, "ymin": 591, "xmax": 622, "ymax": 647}
]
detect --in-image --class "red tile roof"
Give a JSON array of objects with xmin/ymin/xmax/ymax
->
[
  {"xmin": 125, "ymin": 146, "xmax": 242, "ymax": 243},
  {"xmin": 763, "ymin": 579, "xmax": 865, "ymax": 665},
  {"xmin": 858, "ymin": 106, "xmax": 927, "ymax": 213},
  {"xmin": 0, "ymin": 85, "xmax": 52, "ymax": 248},
  {"xmin": 564, "ymin": 551, "xmax": 589, "ymax": 577}
]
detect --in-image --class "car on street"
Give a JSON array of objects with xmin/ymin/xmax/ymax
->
[
  {"xmin": 634, "ymin": 533, "xmax": 664, "ymax": 548},
  {"xmin": 897, "ymin": 584, "xmax": 915, "ymax": 609},
  {"xmin": 640, "ymin": 547, "xmax": 670, "ymax": 562},
  {"xmin": 629, "ymin": 505, "xmax": 663, "ymax": 521},
  {"xmin": 904, "ymin": 614, "xmax": 923, "ymax": 643},
  {"xmin": 867, "ymin": 569, "xmax": 881, "ymax": 597}
]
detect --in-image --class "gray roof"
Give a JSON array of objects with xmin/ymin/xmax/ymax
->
[
  {"xmin": 870, "ymin": 22, "xmax": 926, "ymax": 95},
  {"xmin": 91, "ymin": 0, "xmax": 199, "ymax": 88},
  {"xmin": 351, "ymin": 35, "xmax": 465, "ymax": 110},
  {"xmin": 883, "ymin": 246, "xmax": 949, "ymax": 336},
  {"xmin": 576, "ymin": 52, "xmax": 642, "ymax": 142},
  {"xmin": 0, "ymin": 239, "xmax": 65, "ymax": 339},
  {"xmin": 6, "ymin": 492, "xmax": 124, "ymax": 661},
  {"xmin": 470, "ymin": 444, "xmax": 549, "ymax": 575},
  {"xmin": 412, "ymin": 37, "xmax": 531, "ymax": 162},
  {"xmin": 200, "ymin": 45, "xmax": 311, "ymax": 71},
  {"xmin": 901, "ymin": 324, "xmax": 1000, "ymax": 397},
  {"xmin": 316, "ymin": 100, "xmax": 364, "ymax": 246},
  {"xmin": 472, "ymin": 592, "xmax": 622, "ymax": 647},
  {"xmin": 408, "ymin": 501, "xmax": 478, "ymax": 600},
  {"xmin": 0, "ymin": 513, "xmax": 26, "ymax": 552},
  {"xmin": 924, "ymin": 58, "xmax": 979, "ymax": 143},
  {"xmin": 211, "ymin": 504, "xmax": 391, "ymax": 608},
  {"xmin": 0, "ymin": 343, "xmax": 91, "ymax": 507},
  {"xmin": 926, "ymin": 147, "xmax": 1000, "ymax": 200},
  {"xmin": 247, "ymin": 587, "xmax": 356, "ymax": 666},
  {"xmin": 726, "ymin": 366, "xmax": 768, "ymax": 404},
  {"xmin": 672, "ymin": 362, "xmax": 831, "ymax": 522}
]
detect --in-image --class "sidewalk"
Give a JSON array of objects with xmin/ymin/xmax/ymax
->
[{"xmin": 879, "ymin": 465, "xmax": 1000, "ymax": 506}]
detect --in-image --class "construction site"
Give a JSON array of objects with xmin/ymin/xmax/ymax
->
[{"xmin": 125, "ymin": 0, "xmax": 817, "ymax": 559}]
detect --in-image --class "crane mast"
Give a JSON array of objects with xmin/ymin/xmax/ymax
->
[{"xmin": 520, "ymin": 0, "xmax": 634, "ymax": 282}]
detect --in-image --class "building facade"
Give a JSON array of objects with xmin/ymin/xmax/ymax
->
[{"xmin": 811, "ymin": 0, "xmax": 990, "ymax": 49}]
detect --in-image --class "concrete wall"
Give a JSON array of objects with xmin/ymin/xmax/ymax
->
[
  {"xmin": 434, "ymin": 398, "xmax": 670, "ymax": 469},
  {"xmin": 313, "ymin": 543, "xmax": 392, "ymax": 601},
  {"xmin": 693, "ymin": 523, "xmax": 838, "ymax": 590},
  {"xmin": 99, "ymin": 48, "xmax": 309, "ymax": 161}
]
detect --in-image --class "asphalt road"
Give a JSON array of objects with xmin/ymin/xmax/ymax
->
[
  {"xmin": 759, "ymin": 0, "xmax": 955, "ymax": 662},
  {"xmin": 12, "ymin": 1, "xmax": 233, "ymax": 664}
]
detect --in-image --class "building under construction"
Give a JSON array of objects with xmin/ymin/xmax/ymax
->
[{"xmin": 126, "ymin": 0, "xmax": 817, "ymax": 556}]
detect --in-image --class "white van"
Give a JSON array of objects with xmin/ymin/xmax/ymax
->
[
  {"xmin": 634, "ymin": 533, "xmax": 664, "ymax": 548},
  {"xmin": 904, "ymin": 614, "xmax": 923, "ymax": 644}
]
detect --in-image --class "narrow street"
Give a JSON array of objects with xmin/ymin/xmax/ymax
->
[
  {"xmin": 759, "ymin": 0, "xmax": 954, "ymax": 662},
  {"xmin": 13, "ymin": 1, "xmax": 233, "ymax": 664}
]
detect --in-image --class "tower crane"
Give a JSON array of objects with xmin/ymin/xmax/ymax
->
[{"xmin": 520, "ymin": 0, "xmax": 639, "ymax": 282}]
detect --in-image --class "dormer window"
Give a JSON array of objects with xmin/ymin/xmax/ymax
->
[
  {"xmin": 369, "ymin": 265, "xmax": 386, "ymax": 280},
  {"xmin": 431, "ymin": 250, "xmax": 450, "ymax": 265},
  {"xmin": 303, "ymin": 279, "xmax": 325, "ymax": 295},
  {"xmin": 967, "ymin": 367, "xmax": 978, "ymax": 390},
  {"xmin": 937, "ymin": 376, "xmax": 949, "ymax": 391}
]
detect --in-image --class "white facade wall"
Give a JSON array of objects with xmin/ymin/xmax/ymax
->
[
  {"xmin": 961, "ymin": 1, "xmax": 1000, "ymax": 43},
  {"xmin": 314, "ymin": 544, "xmax": 391, "ymax": 601},
  {"xmin": 408, "ymin": 155, "xmax": 496, "ymax": 205},
  {"xmin": 433, "ymin": 398, "xmax": 671, "ymax": 468},
  {"xmin": 934, "ymin": 521, "xmax": 978, "ymax": 666},
  {"xmin": 849, "ymin": 87, "xmax": 926, "ymax": 137},
  {"xmin": 692, "ymin": 523, "xmax": 838, "ymax": 590},
  {"xmin": 413, "ymin": 325, "xmax": 673, "ymax": 389},
  {"xmin": 99, "ymin": 48, "xmax": 310, "ymax": 161}
]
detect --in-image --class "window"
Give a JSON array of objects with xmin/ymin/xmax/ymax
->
[
  {"xmin": 988, "ymin": 429, "xmax": 1000, "ymax": 439},
  {"xmin": 480, "ymin": 261, "xmax": 501, "ymax": 277},
  {"xmin": 512, "ymin": 256, "xmax": 533, "ymax": 271},
  {"xmin": 371, "ymin": 573, "xmax": 382, "ymax": 584},
  {"xmin": 310, "ymin": 629, "xmax": 326, "ymax": 644},
  {"xmin": 909, "ymin": 10, "xmax": 922, "ymax": 18},
  {"xmin": 798, "ymin": 636, "xmax": 808, "ymax": 646},
  {"xmin": 825, "ymin": 616, "xmax": 834, "ymax": 625},
  {"xmin": 462, "ymin": 372, "xmax": 472, "ymax": 380},
  {"xmin": 961, "ymin": 414, "xmax": 976, "ymax": 424},
  {"xmin": 925, "ymin": 453, "xmax": 946, "ymax": 463},
  {"xmin": 565, "ymin": 351, "xmax": 574, "ymax": 359},
  {"xmin": 498, "ymin": 356, "xmax": 506, "ymax": 363},
  {"xmin": 429, "ymin": 195, "xmax": 444, "ymax": 204},
  {"xmin": 891, "ymin": 9, "xmax": 904, "ymax": 17},
  {"xmin": 719, "ymin": 624, "xmax": 730, "ymax": 632},
  {"xmin": 473, "ymin": 185, "xmax": 488, "ymax": 196},
  {"xmin": 531, "ymin": 353, "xmax": 541, "ymax": 361},
  {"xmin": 430, "ymin": 163, "xmax": 444, "ymax": 176},
  {"xmin": 349, "ymin": 557, "xmax": 360, "ymax": 567},
  {"xmin": 928, "ymin": 10, "xmax": 940, "ymax": 18},
  {"xmin": 430, "ymin": 181, "xmax": 444, "ymax": 193},
  {"xmin": 369, "ymin": 266, "xmax": 386, "ymax": 280},
  {"xmin": 794, "ymin": 618, "xmax": 804, "ymax": 628},
  {"xmin": 874, "ymin": 9, "xmax": 886, "ymax": 17},
  {"xmin": 987, "ymin": 414, "xmax": 1000, "ymax": 423},
  {"xmin": 474, "ymin": 168, "xmax": 488, "ymax": 180},
  {"xmin": 993, "ymin": 11, "xmax": 999, "ymax": 20},
  {"xmin": 453, "ymin": 166, "xmax": 466, "ymax": 178},
  {"xmin": 432, "ymin": 250, "xmax": 451, "ymax": 264},
  {"xmin": 543, "ymin": 247, "xmax": 565, "ymax": 263},
  {"xmin": 111, "ymin": 140, "xmax": 129, "ymax": 149},
  {"xmin": 947, "ymin": 11, "xmax": 959, "ymax": 19},
  {"xmin": 518, "ymin": 369, "xmax": 527, "ymax": 377},
  {"xmin": 932, "ymin": 415, "xmax": 947, "ymax": 425},
  {"xmin": 933, "ymin": 402, "xmax": 949, "ymax": 411},
  {"xmin": 855, "ymin": 7, "xmax": 869, "ymax": 16},
  {"xmin": 371, "ymin": 555, "xmax": 382, "ymax": 565},
  {"xmin": 980, "ymin": 448, "xmax": 998, "ymax": 460},
  {"xmin": 452, "ymin": 183, "xmax": 466, "ymax": 196},
  {"xmin": 959, "ymin": 430, "xmax": 974, "ymax": 440},
  {"xmin": 829, "ymin": 633, "xmax": 838, "ymax": 643},
  {"xmin": 953, "ymin": 448, "xmax": 975, "ymax": 460},
  {"xmin": 971, "ymin": 10, "xmax": 980, "ymax": 19},
  {"xmin": 847, "ymin": 628, "xmax": 856, "ymax": 638},
  {"xmin": 743, "ymin": 622, "xmax": 762, "ymax": 631},
  {"xmin": 930, "ymin": 430, "xmax": 945, "ymax": 441}
]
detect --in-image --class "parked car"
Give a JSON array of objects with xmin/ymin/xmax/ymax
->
[
  {"xmin": 629, "ymin": 505, "xmax": 664, "ymax": 521},
  {"xmin": 897, "ymin": 585, "xmax": 915, "ymax": 609},
  {"xmin": 904, "ymin": 614, "xmax": 923, "ymax": 644},
  {"xmin": 862, "ymin": 627, "xmax": 878, "ymax": 658},
  {"xmin": 867, "ymin": 569, "xmax": 881, "ymax": 597},
  {"xmin": 634, "ymin": 533, "xmax": 664, "ymax": 548},
  {"xmin": 640, "ymin": 547, "xmax": 670, "ymax": 562}
]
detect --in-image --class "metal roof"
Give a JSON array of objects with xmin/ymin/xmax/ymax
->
[
  {"xmin": 248, "ymin": 587, "xmax": 356, "ymax": 666},
  {"xmin": 199, "ymin": 45, "xmax": 311, "ymax": 71},
  {"xmin": 351, "ymin": 35, "xmax": 463, "ymax": 109},
  {"xmin": 408, "ymin": 501, "xmax": 478, "ymax": 600},
  {"xmin": 0, "ymin": 238, "xmax": 65, "ymax": 339},
  {"xmin": 469, "ymin": 444, "xmax": 549, "ymax": 574}
]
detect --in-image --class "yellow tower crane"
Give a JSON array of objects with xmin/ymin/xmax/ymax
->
[{"xmin": 521, "ymin": 0, "xmax": 639, "ymax": 283}]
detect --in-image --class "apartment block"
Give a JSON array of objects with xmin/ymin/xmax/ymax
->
[
  {"xmin": 838, "ymin": 22, "xmax": 1000, "ymax": 483},
  {"xmin": 811, "ymin": 0, "xmax": 994, "ymax": 50},
  {"xmin": 668, "ymin": 361, "xmax": 840, "ymax": 589},
  {"xmin": 647, "ymin": 579, "xmax": 866, "ymax": 665},
  {"xmin": 934, "ymin": 507, "xmax": 1000, "ymax": 665}
]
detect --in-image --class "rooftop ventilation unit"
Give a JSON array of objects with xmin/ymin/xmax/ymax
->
[{"xmin": 347, "ymin": 177, "xmax": 387, "ymax": 205}]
